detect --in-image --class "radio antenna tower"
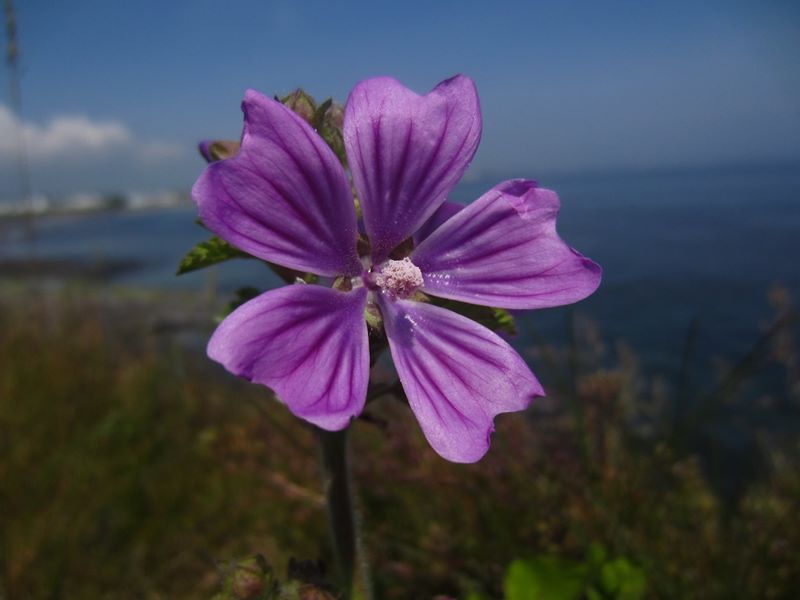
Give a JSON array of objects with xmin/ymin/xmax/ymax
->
[{"xmin": 4, "ymin": 0, "xmax": 36, "ymax": 247}]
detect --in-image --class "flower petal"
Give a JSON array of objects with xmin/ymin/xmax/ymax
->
[
  {"xmin": 344, "ymin": 75, "xmax": 482, "ymax": 263},
  {"xmin": 412, "ymin": 180, "xmax": 602, "ymax": 309},
  {"xmin": 381, "ymin": 296, "xmax": 543, "ymax": 462},
  {"xmin": 413, "ymin": 200, "xmax": 464, "ymax": 246},
  {"xmin": 193, "ymin": 90, "xmax": 362, "ymax": 277},
  {"xmin": 208, "ymin": 285, "xmax": 369, "ymax": 430}
]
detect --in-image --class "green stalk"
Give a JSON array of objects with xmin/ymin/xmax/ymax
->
[{"xmin": 318, "ymin": 428, "xmax": 357, "ymax": 599}]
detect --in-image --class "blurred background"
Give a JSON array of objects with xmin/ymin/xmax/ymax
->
[{"xmin": 1, "ymin": 1, "xmax": 799, "ymax": 598}]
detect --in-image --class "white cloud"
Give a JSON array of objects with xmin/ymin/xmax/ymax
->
[{"xmin": 0, "ymin": 105, "xmax": 183, "ymax": 162}]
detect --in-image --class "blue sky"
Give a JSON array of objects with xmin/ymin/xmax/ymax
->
[{"xmin": 1, "ymin": 0, "xmax": 798, "ymax": 198}]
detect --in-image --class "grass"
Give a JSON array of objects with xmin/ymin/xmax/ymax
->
[{"xmin": 1, "ymin": 283, "xmax": 798, "ymax": 599}]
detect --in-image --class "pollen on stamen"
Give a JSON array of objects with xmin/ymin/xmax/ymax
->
[{"xmin": 373, "ymin": 257, "xmax": 424, "ymax": 299}]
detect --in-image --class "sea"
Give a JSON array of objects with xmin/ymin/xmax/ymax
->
[{"xmin": 2, "ymin": 164, "xmax": 799, "ymax": 382}]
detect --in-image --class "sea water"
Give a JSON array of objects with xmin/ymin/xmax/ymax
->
[{"xmin": 2, "ymin": 165, "xmax": 798, "ymax": 378}]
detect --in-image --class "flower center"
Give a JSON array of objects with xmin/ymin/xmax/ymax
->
[{"xmin": 371, "ymin": 257, "xmax": 423, "ymax": 299}]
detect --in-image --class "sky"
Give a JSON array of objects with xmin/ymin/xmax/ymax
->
[{"xmin": 0, "ymin": 0, "xmax": 799, "ymax": 199}]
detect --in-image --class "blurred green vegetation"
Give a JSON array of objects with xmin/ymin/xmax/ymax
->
[{"xmin": 1, "ymin": 284, "xmax": 798, "ymax": 599}]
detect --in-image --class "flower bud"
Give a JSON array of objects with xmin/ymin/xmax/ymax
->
[
  {"xmin": 217, "ymin": 555, "xmax": 277, "ymax": 600},
  {"xmin": 278, "ymin": 582, "xmax": 337, "ymax": 600},
  {"xmin": 297, "ymin": 584, "xmax": 337, "ymax": 600},
  {"xmin": 316, "ymin": 102, "xmax": 346, "ymax": 165},
  {"xmin": 281, "ymin": 89, "xmax": 317, "ymax": 124},
  {"xmin": 199, "ymin": 140, "xmax": 241, "ymax": 163}
]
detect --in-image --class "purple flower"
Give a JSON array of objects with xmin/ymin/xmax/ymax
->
[{"xmin": 192, "ymin": 75, "xmax": 601, "ymax": 463}]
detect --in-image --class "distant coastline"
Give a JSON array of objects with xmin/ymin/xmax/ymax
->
[
  {"xmin": 0, "ymin": 190, "xmax": 192, "ymax": 220},
  {"xmin": 2, "ymin": 159, "xmax": 798, "ymax": 221}
]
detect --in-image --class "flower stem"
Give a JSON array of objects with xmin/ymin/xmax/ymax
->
[{"xmin": 318, "ymin": 428, "xmax": 357, "ymax": 599}]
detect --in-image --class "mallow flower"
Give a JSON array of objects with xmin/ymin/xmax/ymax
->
[{"xmin": 192, "ymin": 75, "xmax": 601, "ymax": 463}]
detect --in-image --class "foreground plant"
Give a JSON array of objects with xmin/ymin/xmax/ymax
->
[{"xmin": 187, "ymin": 75, "xmax": 600, "ymax": 596}]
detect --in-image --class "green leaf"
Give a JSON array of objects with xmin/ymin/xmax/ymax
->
[
  {"xmin": 600, "ymin": 558, "xmax": 646, "ymax": 600},
  {"xmin": 504, "ymin": 557, "xmax": 586, "ymax": 600},
  {"xmin": 430, "ymin": 297, "xmax": 517, "ymax": 335},
  {"xmin": 176, "ymin": 236, "xmax": 250, "ymax": 275},
  {"xmin": 491, "ymin": 307, "xmax": 517, "ymax": 335},
  {"xmin": 587, "ymin": 543, "xmax": 608, "ymax": 568},
  {"xmin": 585, "ymin": 588, "xmax": 604, "ymax": 600}
]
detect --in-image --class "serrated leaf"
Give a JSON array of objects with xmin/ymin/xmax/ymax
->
[
  {"xmin": 176, "ymin": 236, "xmax": 250, "ymax": 275},
  {"xmin": 430, "ymin": 297, "xmax": 516, "ymax": 335}
]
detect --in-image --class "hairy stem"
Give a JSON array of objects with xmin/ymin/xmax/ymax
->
[{"xmin": 318, "ymin": 428, "xmax": 357, "ymax": 598}]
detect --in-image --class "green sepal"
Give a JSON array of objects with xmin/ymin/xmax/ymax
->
[
  {"xmin": 312, "ymin": 98, "xmax": 333, "ymax": 128},
  {"xmin": 364, "ymin": 303, "xmax": 382, "ymax": 331},
  {"xmin": 430, "ymin": 297, "xmax": 517, "ymax": 335},
  {"xmin": 176, "ymin": 236, "xmax": 250, "ymax": 275}
]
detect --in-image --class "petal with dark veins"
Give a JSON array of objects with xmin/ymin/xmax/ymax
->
[
  {"xmin": 345, "ymin": 75, "xmax": 481, "ymax": 263},
  {"xmin": 193, "ymin": 90, "xmax": 362, "ymax": 277},
  {"xmin": 412, "ymin": 180, "xmax": 602, "ymax": 309},
  {"xmin": 381, "ymin": 296, "xmax": 543, "ymax": 462},
  {"xmin": 413, "ymin": 200, "xmax": 464, "ymax": 246},
  {"xmin": 208, "ymin": 285, "xmax": 369, "ymax": 430}
]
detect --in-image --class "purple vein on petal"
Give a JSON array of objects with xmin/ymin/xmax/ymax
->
[
  {"xmin": 208, "ymin": 285, "xmax": 370, "ymax": 430},
  {"xmin": 193, "ymin": 90, "xmax": 361, "ymax": 277},
  {"xmin": 380, "ymin": 297, "xmax": 542, "ymax": 463},
  {"xmin": 412, "ymin": 181, "xmax": 602, "ymax": 309},
  {"xmin": 344, "ymin": 75, "xmax": 482, "ymax": 262}
]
